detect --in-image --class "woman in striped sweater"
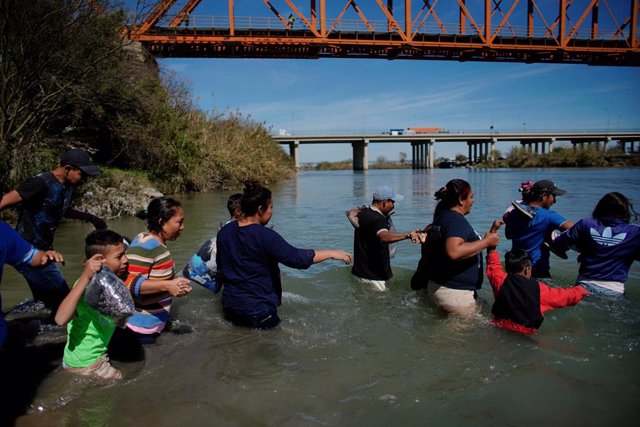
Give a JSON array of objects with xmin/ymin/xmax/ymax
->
[{"xmin": 125, "ymin": 197, "xmax": 192, "ymax": 344}]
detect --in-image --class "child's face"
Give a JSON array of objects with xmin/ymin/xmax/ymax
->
[{"xmin": 102, "ymin": 243, "xmax": 129, "ymax": 278}]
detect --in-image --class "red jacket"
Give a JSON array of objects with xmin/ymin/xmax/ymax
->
[{"xmin": 486, "ymin": 251, "xmax": 587, "ymax": 334}]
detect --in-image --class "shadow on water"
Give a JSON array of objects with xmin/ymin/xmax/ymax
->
[
  {"xmin": 0, "ymin": 310, "xmax": 66, "ymax": 426},
  {"xmin": 0, "ymin": 306, "xmax": 147, "ymax": 427}
]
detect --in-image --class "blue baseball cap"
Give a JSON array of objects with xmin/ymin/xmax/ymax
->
[{"xmin": 372, "ymin": 185, "xmax": 404, "ymax": 202}]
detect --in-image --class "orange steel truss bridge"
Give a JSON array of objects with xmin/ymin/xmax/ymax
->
[{"xmin": 127, "ymin": 0, "xmax": 640, "ymax": 65}]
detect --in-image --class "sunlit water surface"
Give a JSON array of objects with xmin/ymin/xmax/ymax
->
[{"xmin": 2, "ymin": 168, "xmax": 639, "ymax": 426}]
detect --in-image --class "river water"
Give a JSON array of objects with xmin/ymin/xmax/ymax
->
[{"xmin": 3, "ymin": 168, "xmax": 640, "ymax": 426}]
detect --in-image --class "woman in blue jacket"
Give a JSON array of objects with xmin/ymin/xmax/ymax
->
[
  {"xmin": 553, "ymin": 192, "xmax": 640, "ymax": 296},
  {"xmin": 216, "ymin": 180, "xmax": 352, "ymax": 329}
]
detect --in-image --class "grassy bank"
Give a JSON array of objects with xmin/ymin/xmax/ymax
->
[{"xmin": 0, "ymin": 1, "xmax": 294, "ymax": 219}]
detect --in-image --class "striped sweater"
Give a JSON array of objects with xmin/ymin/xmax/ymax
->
[{"xmin": 124, "ymin": 232, "xmax": 175, "ymax": 333}]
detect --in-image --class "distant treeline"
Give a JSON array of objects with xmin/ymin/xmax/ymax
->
[
  {"xmin": 307, "ymin": 146, "xmax": 639, "ymax": 170},
  {"xmin": 479, "ymin": 146, "xmax": 640, "ymax": 168},
  {"xmin": 0, "ymin": 0, "xmax": 294, "ymax": 199}
]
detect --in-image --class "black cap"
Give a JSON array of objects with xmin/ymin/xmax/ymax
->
[
  {"xmin": 531, "ymin": 179, "xmax": 566, "ymax": 196},
  {"xmin": 60, "ymin": 149, "xmax": 101, "ymax": 176}
]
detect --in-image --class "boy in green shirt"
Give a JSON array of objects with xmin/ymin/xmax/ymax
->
[{"xmin": 55, "ymin": 229, "xmax": 129, "ymax": 380}]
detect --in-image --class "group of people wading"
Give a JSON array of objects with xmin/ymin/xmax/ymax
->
[
  {"xmin": 1, "ymin": 148, "xmax": 639, "ymax": 380},
  {"xmin": 350, "ymin": 179, "xmax": 639, "ymax": 335}
]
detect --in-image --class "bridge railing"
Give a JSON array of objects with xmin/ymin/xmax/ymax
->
[
  {"xmin": 270, "ymin": 128, "xmax": 640, "ymax": 137},
  {"xmin": 158, "ymin": 15, "xmax": 630, "ymax": 41}
]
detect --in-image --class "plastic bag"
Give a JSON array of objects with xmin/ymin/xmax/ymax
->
[{"xmin": 85, "ymin": 266, "xmax": 135, "ymax": 326}]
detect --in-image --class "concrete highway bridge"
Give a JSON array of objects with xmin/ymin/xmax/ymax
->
[{"xmin": 272, "ymin": 130, "xmax": 640, "ymax": 169}]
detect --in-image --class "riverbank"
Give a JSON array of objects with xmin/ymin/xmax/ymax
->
[
  {"xmin": 1, "ymin": 2, "xmax": 296, "ymax": 216},
  {"xmin": 305, "ymin": 146, "xmax": 639, "ymax": 170}
]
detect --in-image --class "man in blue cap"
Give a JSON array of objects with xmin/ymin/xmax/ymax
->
[
  {"xmin": 0, "ymin": 148, "xmax": 106, "ymax": 316},
  {"xmin": 351, "ymin": 185, "xmax": 422, "ymax": 291}
]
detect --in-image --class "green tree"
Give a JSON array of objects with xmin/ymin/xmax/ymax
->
[{"xmin": 0, "ymin": 0, "xmax": 126, "ymax": 190}]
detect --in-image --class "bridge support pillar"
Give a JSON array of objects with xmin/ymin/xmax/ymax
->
[
  {"xmin": 413, "ymin": 143, "xmax": 419, "ymax": 169},
  {"xmin": 491, "ymin": 139, "xmax": 496, "ymax": 161},
  {"xmin": 352, "ymin": 139, "xmax": 369, "ymax": 170},
  {"xmin": 467, "ymin": 143, "xmax": 472, "ymax": 165},
  {"xmin": 411, "ymin": 142, "xmax": 432, "ymax": 169},
  {"xmin": 429, "ymin": 140, "xmax": 435, "ymax": 169},
  {"xmin": 549, "ymin": 138, "xmax": 555, "ymax": 152},
  {"xmin": 288, "ymin": 141, "xmax": 300, "ymax": 168}
]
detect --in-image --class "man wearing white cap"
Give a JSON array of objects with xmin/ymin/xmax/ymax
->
[{"xmin": 351, "ymin": 185, "xmax": 421, "ymax": 291}]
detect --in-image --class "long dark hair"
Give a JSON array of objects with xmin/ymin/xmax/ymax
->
[
  {"xmin": 434, "ymin": 179, "xmax": 472, "ymax": 218},
  {"xmin": 592, "ymin": 192, "xmax": 636, "ymax": 223},
  {"xmin": 241, "ymin": 180, "xmax": 271, "ymax": 216},
  {"xmin": 136, "ymin": 196, "xmax": 182, "ymax": 233}
]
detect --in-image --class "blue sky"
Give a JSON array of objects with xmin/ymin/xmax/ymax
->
[
  {"xmin": 133, "ymin": 0, "xmax": 640, "ymax": 162},
  {"xmin": 162, "ymin": 57, "xmax": 640, "ymax": 162}
]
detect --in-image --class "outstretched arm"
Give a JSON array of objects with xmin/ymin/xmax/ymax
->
[
  {"xmin": 124, "ymin": 274, "xmax": 192, "ymax": 304},
  {"xmin": 312, "ymin": 250, "xmax": 352, "ymax": 265},
  {"xmin": 539, "ymin": 282, "xmax": 588, "ymax": 314},
  {"xmin": 485, "ymin": 251, "xmax": 507, "ymax": 298},
  {"xmin": 378, "ymin": 229, "xmax": 425, "ymax": 244},
  {"xmin": 446, "ymin": 233, "xmax": 499, "ymax": 261},
  {"xmin": 64, "ymin": 208, "xmax": 107, "ymax": 230}
]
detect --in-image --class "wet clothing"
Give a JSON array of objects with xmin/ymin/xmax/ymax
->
[
  {"xmin": 124, "ymin": 233, "xmax": 176, "ymax": 334},
  {"xmin": 486, "ymin": 251, "xmax": 587, "ymax": 334},
  {"xmin": 0, "ymin": 221, "xmax": 36, "ymax": 283},
  {"xmin": 63, "ymin": 280, "xmax": 117, "ymax": 370},
  {"xmin": 352, "ymin": 206, "xmax": 393, "ymax": 281},
  {"xmin": 504, "ymin": 205, "xmax": 568, "ymax": 277},
  {"xmin": 0, "ymin": 222, "xmax": 37, "ymax": 348},
  {"xmin": 15, "ymin": 261, "xmax": 69, "ymax": 309},
  {"xmin": 553, "ymin": 217, "xmax": 640, "ymax": 294},
  {"xmin": 216, "ymin": 221, "xmax": 315, "ymax": 328},
  {"xmin": 63, "ymin": 354, "xmax": 121, "ymax": 380},
  {"xmin": 12, "ymin": 172, "xmax": 73, "ymax": 309},
  {"xmin": 414, "ymin": 209, "xmax": 483, "ymax": 291},
  {"xmin": 15, "ymin": 172, "xmax": 73, "ymax": 250}
]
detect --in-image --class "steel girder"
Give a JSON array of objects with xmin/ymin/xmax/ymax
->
[{"xmin": 127, "ymin": 0, "xmax": 640, "ymax": 65}]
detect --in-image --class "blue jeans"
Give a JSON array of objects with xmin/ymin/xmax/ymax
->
[
  {"xmin": 15, "ymin": 262, "xmax": 69, "ymax": 311},
  {"xmin": 224, "ymin": 306, "xmax": 281, "ymax": 330},
  {"xmin": 579, "ymin": 282, "xmax": 623, "ymax": 298}
]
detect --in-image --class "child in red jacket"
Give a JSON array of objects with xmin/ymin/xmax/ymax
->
[{"xmin": 486, "ymin": 246, "xmax": 587, "ymax": 335}]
